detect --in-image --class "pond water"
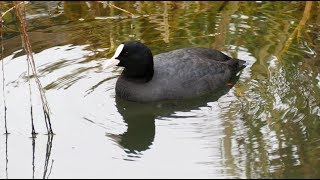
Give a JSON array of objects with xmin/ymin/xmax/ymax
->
[{"xmin": 0, "ymin": 1, "xmax": 320, "ymax": 178}]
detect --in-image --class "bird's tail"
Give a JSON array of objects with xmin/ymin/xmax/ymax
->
[{"xmin": 236, "ymin": 59, "xmax": 246, "ymax": 71}]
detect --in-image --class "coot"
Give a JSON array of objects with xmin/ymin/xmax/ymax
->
[{"xmin": 104, "ymin": 41, "xmax": 245, "ymax": 102}]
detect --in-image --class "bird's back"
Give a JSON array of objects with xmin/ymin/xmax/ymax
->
[{"xmin": 116, "ymin": 47, "xmax": 245, "ymax": 102}]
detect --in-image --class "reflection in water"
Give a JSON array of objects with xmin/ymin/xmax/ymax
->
[
  {"xmin": 5, "ymin": 134, "xmax": 8, "ymax": 179},
  {"xmin": 112, "ymin": 76, "xmax": 239, "ymax": 158},
  {"xmin": 43, "ymin": 135, "xmax": 54, "ymax": 179},
  {"xmin": 116, "ymin": 98, "xmax": 155, "ymax": 154},
  {"xmin": 32, "ymin": 137, "xmax": 35, "ymax": 179},
  {"xmin": 113, "ymin": 98, "xmax": 155, "ymax": 155},
  {"xmin": 31, "ymin": 135, "xmax": 55, "ymax": 179}
]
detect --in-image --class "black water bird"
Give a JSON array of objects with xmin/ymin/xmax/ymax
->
[{"xmin": 104, "ymin": 41, "xmax": 245, "ymax": 102}]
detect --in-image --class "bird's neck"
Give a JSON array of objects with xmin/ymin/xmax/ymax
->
[{"xmin": 123, "ymin": 66, "xmax": 154, "ymax": 83}]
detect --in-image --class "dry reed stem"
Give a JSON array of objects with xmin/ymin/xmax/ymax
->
[
  {"xmin": 1, "ymin": 1, "xmax": 24, "ymax": 19},
  {"xmin": 0, "ymin": 4, "xmax": 9, "ymax": 134},
  {"xmin": 97, "ymin": 1, "xmax": 135, "ymax": 17},
  {"xmin": 277, "ymin": 1, "xmax": 313, "ymax": 60},
  {"xmin": 13, "ymin": 1, "xmax": 53, "ymax": 134}
]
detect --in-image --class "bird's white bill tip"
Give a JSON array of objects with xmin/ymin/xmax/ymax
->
[
  {"xmin": 112, "ymin": 44, "xmax": 124, "ymax": 59},
  {"xmin": 101, "ymin": 44, "xmax": 124, "ymax": 69},
  {"xmin": 102, "ymin": 58, "xmax": 120, "ymax": 69}
]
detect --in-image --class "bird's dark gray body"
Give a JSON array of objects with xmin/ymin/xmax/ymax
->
[{"xmin": 116, "ymin": 47, "xmax": 244, "ymax": 102}]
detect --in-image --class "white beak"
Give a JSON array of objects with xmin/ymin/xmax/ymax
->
[
  {"xmin": 102, "ymin": 44, "xmax": 124, "ymax": 69},
  {"xmin": 102, "ymin": 58, "xmax": 120, "ymax": 69}
]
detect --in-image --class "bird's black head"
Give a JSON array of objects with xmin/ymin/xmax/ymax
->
[{"xmin": 109, "ymin": 41, "xmax": 154, "ymax": 82}]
